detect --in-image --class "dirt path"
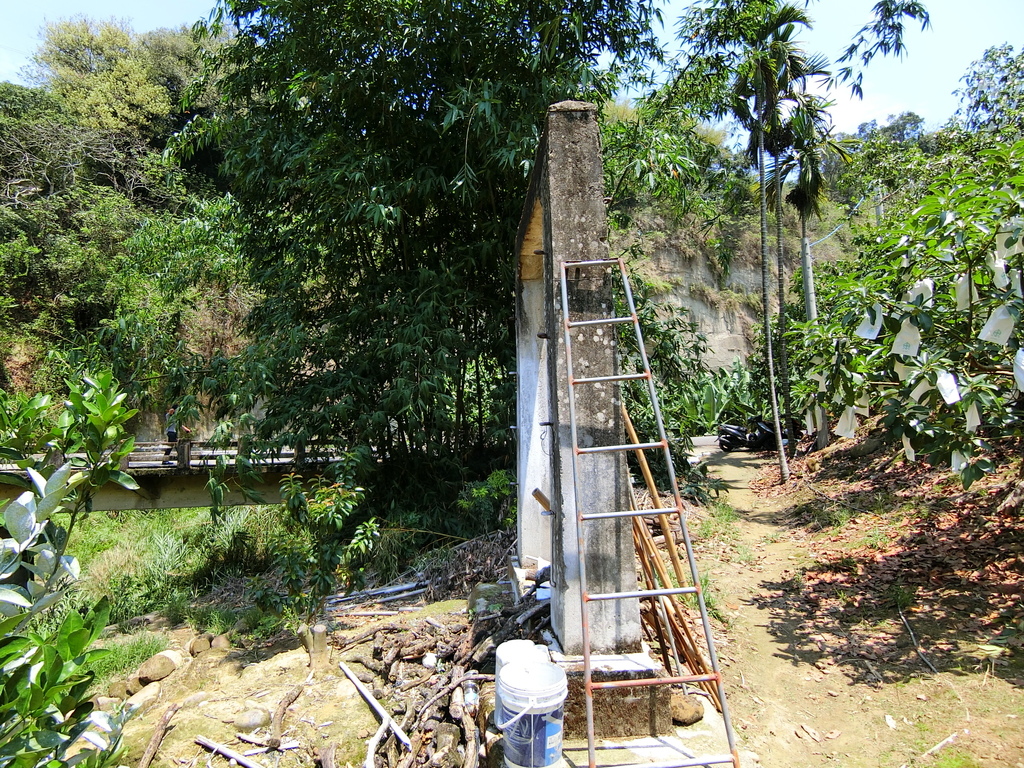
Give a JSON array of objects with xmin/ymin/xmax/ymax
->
[{"xmin": 701, "ymin": 451, "xmax": 1024, "ymax": 768}]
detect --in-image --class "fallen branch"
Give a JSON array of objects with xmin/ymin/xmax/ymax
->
[
  {"xmin": 365, "ymin": 719, "xmax": 389, "ymax": 768},
  {"xmin": 339, "ymin": 661, "xmax": 412, "ymax": 748},
  {"xmin": 336, "ymin": 624, "xmax": 402, "ymax": 653},
  {"xmin": 897, "ymin": 605, "xmax": 939, "ymax": 675},
  {"xmin": 320, "ymin": 742, "xmax": 338, "ymax": 768},
  {"xmin": 195, "ymin": 735, "xmax": 267, "ymax": 768},
  {"xmin": 266, "ymin": 684, "xmax": 303, "ymax": 750},
  {"xmin": 921, "ymin": 731, "xmax": 959, "ymax": 758},
  {"xmin": 138, "ymin": 702, "xmax": 180, "ymax": 768},
  {"xmin": 414, "ymin": 674, "xmax": 494, "ymax": 731},
  {"xmin": 514, "ymin": 601, "xmax": 549, "ymax": 627},
  {"xmin": 460, "ymin": 712, "xmax": 479, "ymax": 768}
]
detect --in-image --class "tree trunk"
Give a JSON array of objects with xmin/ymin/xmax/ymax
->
[
  {"xmin": 800, "ymin": 216, "xmax": 817, "ymax": 322},
  {"xmin": 800, "ymin": 215, "xmax": 829, "ymax": 450},
  {"xmin": 757, "ymin": 94, "xmax": 789, "ymax": 483},
  {"xmin": 774, "ymin": 152, "xmax": 795, "ymax": 459}
]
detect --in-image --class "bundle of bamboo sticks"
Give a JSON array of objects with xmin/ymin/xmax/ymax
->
[{"xmin": 623, "ymin": 407, "xmax": 722, "ymax": 712}]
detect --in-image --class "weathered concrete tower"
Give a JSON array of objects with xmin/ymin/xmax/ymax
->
[{"xmin": 514, "ymin": 101, "xmax": 641, "ymax": 656}]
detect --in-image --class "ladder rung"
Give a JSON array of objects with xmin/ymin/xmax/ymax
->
[
  {"xmin": 573, "ymin": 372, "xmax": 649, "ymax": 385},
  {"xmin": 589, "ymin": 672, "xmax": 720, "ymax": 690},
  {"xmin": 580, "ymin": 506, "xmax": 683, "ymax": 521},
  {"xmin": 567, "ymin": 316, "xmax": 634, "ymax": 328},
  {"xmin": 588, "ymin": 756, "xmax": 737, "ymax": 768},
  {"xmin": 561, "ymin": 258, "xmax": 620, "ymax": 268},
  {"xmin": 586, "ymin": 586, "xmax": 696, "ymax": 601},
  {"xmin": 577, "ymin": 440, "xmax": 663, "ymax": 455}
]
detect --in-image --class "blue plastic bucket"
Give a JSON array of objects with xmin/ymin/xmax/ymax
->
[
  {"xmin": 495, "ymin": 641, "xmax": 550, "ymax": 724},
  {"xmin": 497, "ymin": 661, "xmax": 567, "ymax": 768}
]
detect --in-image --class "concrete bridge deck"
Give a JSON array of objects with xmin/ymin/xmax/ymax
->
[{"xmin": 0, "ymin": 440, "xmax": 342, "ymax": 512}]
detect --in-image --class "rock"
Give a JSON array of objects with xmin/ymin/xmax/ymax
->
[
  {"xmin": 232, "ymin": 616, "xmax": 251, "ymax": 634},
  {"xmin": 670, "ymin": 692, "xmax": 704, "ymax": 726},
  {"xmin": 848, "ymin": 438, "xmax": 882, "ymax": 458},
  {"xmin": 125, "ymin": 682, "xmax": 162, "ymax": 714},
  {"xmin": 126, "ymin": 674, "xmax": 144, "ymax": 695},
  {"xmin": 92, "ymin": 696, "xmax": 121, "ymax": 712},
  {"xmin": 181, "ymin": 691, "xmax": 212, "ymax": 708},
  {"xmin": 234, "ymin": 708, "xmax": 271, "ymax": 732},
  {"xmin": 188, "ymin": 635, "xmax": 212, "ymax": 656},
  {"xmin": 141, "ymin": 612, "xmax": 173, "ymax": 631},
  {"xmin": 138, "ymin": 650, "xmax": 183, "ymax": 684},
  {"xmin": 211, "ymin": 634, "xmax": 232, "ymax": 650},
  {"xmin": 107, "ymin": 680, "xmax": 130, "ymax": 699},
  {"xmin": 468, "ymin": 583, "xmax": 506, "ymax": 615}
]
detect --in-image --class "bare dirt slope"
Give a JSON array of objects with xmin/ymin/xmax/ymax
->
[{"xmin": 702, "ymin": 450, "xmax": 1024, "ymax": 768}]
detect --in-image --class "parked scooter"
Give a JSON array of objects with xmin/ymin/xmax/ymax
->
[{"xmin": 717, "ymin": 419, "xmax": 778, "ymax": 452}]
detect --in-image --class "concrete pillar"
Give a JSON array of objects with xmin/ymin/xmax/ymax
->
[
  {"xmin": 515, "ymin": 209, "xmax": 554, "ymax": 564},
  {"xmin": 516, "ymin": 101, "xmax": 640, "ymax": 656}
]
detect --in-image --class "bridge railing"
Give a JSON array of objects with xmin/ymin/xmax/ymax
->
[{"xmin": 0, "ymin": 441, "xmax": 345, "ymax": 474}]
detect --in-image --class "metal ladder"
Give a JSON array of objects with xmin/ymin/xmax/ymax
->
[{"xmin": 558, "ymin": 257, "xmax": 739, "ymax": 768}]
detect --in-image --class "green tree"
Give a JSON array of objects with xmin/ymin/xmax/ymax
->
[
  {"xmin": 186, "ymin": 0, "xmax": 661, "ymax": 535},
  {"xmin": 801, "ymin": 138, "xmax": 1024, "ymax": 489},
  {"xmin": 955, "ymin": 44, "xmax": 1024, "ymax": 137},
  {"xmin": 1, "ymin": 373, "xmax": 138, "ymax": 768},
  {"xmin": 686, "ymin": 0, "xmax": 826, "ymax": 479},
  {"xmin": 28, "ymin": 18, "xmax": 171, "ymax": 139}
]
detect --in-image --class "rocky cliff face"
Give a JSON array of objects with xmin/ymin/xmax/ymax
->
[
  {"xmin": 647, "ymin": 243, "xmax": 764, "ymax": 369},
  {"xmin": 625, "ymin": 222, "xmax": 774, "ymax": 371}
]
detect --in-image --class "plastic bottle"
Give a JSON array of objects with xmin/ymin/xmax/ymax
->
[{"xmin": 463, "ymin": 680, "xmax": 479, "ymax": 717}]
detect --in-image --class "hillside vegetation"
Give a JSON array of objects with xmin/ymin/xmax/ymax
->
[{"xmin": 1, "ymin": 6, "xmax": 1023, "ymax": 766}]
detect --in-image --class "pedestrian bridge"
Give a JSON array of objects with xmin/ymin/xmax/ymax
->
[{"xmin": 0, "ymin": 440, "xmax": 343, "ymax": 512}]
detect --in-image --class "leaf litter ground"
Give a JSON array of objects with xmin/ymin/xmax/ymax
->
[{"xmin": 700, "ymin": 432, "xmax": 1024, "ymax": 768}]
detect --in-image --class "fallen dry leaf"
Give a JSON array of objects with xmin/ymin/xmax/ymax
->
[{"xmin": 800, "ymin": 724, "xmax": 822, "ymax": 742}]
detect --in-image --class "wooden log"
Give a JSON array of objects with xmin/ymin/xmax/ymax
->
[
  {"xmin": 266, "ymin": 684, "xmax": 302, "ymax": 750},
  {"xmin": 460, "ymin": 713, "xmax": 479, "ymax": 768},
  {"xmin": 337, "ymin": 624, "xmax": 402, "ymax": 653},
  {"xmin": 320, "ymin": 742, "xmax": 339, "ymax": 768},
  {"xmin": 195, "ymin": 735, "xmax": 267, "ymax": 768},
  {"xmin": 138, "ymin": 702, "xmax": 180, "ymax": 768}
]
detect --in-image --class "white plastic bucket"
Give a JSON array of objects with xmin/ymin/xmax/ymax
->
[
  {"xmin": 495, "ymin": 641, "xmax": 549, "ymax": 724},
  {"xmin": 497, "ymin": 661, "xmax": 567, "ymax": 768}
]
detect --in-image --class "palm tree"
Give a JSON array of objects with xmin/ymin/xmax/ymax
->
[
  {"xmin": 730, "ymin": 1, "xmax": 824, "ymax": 481},
  {"xmin": 782, "ymin": 95, "xmax": 852, "ymax": 449},
  {"xmin": 783, "ymin": 95, "xmax": 852, "ymax": 322}
]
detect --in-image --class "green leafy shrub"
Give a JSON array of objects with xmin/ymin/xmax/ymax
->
[
  {"xmin": 801, "ymin": 138, "xmax": 1024, "ymax": 487},
  {"xmin": 249, "ymin": 457, "xmax": 376, "ymax": 624}
]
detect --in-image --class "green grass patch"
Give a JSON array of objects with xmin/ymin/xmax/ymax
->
[
  {"xmin": 931, "ymin": 752, "xmax": 982, "ymax": 768},
  {"xmin": 695, "ymin": 502, "xmax": 740, "ymax": 542},
  {"xmin": 87, "ymin": 631, "xmax": 169, "ymax": 695},
  {"xmin": 70, "ymin": 504, "xmax": 289, "ymax": 626}
]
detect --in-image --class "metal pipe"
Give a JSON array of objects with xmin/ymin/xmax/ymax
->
[
  {"xmin": 576, "ymin": 440, "xmax": 663, "ymax": 455},
  {"xmin": 586, "ymin": 586, "xmax": 696, "ymax": 601}
]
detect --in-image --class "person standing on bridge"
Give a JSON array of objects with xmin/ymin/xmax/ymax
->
[{"xmin": 164, "ymin": 405, "xmax": 192, "ymax": 464}]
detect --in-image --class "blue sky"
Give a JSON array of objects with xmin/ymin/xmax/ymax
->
[{"xmin": 1, "ymin": 0, "xmax": 1020, "ymax": 133}]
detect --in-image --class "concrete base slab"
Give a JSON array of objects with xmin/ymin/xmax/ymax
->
[
  {"xmin": 549, "ymin": 650, "xmax": 672, "ymax": 740},
  {"xmin": 560, "ymin": 703, "xmax": 758, "ymax": 768}
]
